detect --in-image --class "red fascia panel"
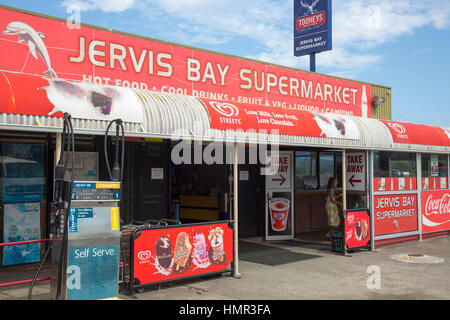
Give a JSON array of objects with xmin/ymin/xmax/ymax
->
[
  {"xmin": 374, "ymin": 235, "xmax": 419, "ymax": 248},
  {"xmin": 381, "ymin": 120, "xmax": 450, "ymax": 147},
  {"xmin": 422, "ymin": 230, "xmax": 450, "ymax": 239}
]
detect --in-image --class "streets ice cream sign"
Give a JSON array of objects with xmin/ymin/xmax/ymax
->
[
  {"xmin": 382, "ymin": 121, "xmax": 450, "ymax": 147},
  {"xmin": 203, "ymin": 99, "xmax": 361, "ymax": 140},
  {"xmin": 133, "ymin": 223, "xmax": 233, "ymax": 286},
  {"xmin": 0, "ymin": 7, "xmax": 370, "ymax": 118}
]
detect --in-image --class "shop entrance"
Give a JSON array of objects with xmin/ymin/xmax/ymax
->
[
  {"xmin": 238, "ymin": 162, "xmax": 265, "ymax": 238},
  {"xmin": 294, "ymin": 149, "xmax": 369, "ymax": 242},
  {"xmin": 121, "ymin": 140, "xmax": 170, "ymax": 223},
  {"xmin": 294, "ymin": 149, "xmax": 343, "ymax": 240},
  {"xmin": 168, "ymin": 141, "xmax": 230, "ymax": 224},
  {"xmin": 167, "ymin": 142, "xmax": 266, "ymax": 237}
]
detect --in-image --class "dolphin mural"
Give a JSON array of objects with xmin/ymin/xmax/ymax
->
[{"xmin": 3, "ymin": 21, "xmax": 57, "ymax": 78}]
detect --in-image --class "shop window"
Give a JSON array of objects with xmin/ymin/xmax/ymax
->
[
  {"xmin": 421, "ymin": 154, "xmax": 448, "ymax": 190},
  {"xmin": 373, "ymin": 151, "xmax": 417, "ymax": 192},
  {"xmin": 374, "ymin": 151, "xmax": 416, "ymax": 178},
  {"xmin": 295, "ymin": 151, "xmax": 342, "ymax": 191},
  {"xmin": 1, "ymin": 142, "xmax": 46, "ymax": 267},
  {"xmin": 295, "ymin": 151, "xmax": 317, "ymax": 190},
  {"xmin": 335, "ymin": 154, "xmax": 343, "ymax": 188},
  {"xmin": 319, "ymin": 154, "xmax": 334, "ymax": 189}
]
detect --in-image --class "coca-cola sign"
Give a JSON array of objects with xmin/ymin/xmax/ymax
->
[{"xmin": 421, "ymin": 190, "xmax": 450, "ymax": 233}]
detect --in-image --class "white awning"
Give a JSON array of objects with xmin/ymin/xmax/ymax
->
[{"xmin": 0, "ymin": 71, "xmax": 448, "ymax": 154}]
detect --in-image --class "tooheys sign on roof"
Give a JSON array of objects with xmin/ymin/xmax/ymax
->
[
  {"xmin": 294, "ymin": 0, "xmax": 332, "ymax": 56},
  {"xmin": 0, "ymin": 6, "xmax": 371, "ymax": 118}
]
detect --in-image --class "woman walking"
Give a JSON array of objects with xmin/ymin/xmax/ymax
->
[{"xmin": 325, "ymin": 177, "xmax": 342, "ymax": 238}]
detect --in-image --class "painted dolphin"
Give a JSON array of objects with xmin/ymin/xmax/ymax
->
[{"xmin": 3, "ymin": 21, "xmax": 57, "ymax": 78}]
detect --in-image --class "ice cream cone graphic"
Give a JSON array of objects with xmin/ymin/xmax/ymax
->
[{"xmin": 208, "ymin": 227, "xmax": 225, "ymax": 264}]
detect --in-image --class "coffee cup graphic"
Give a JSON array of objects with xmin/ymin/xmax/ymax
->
[
  {"xmin": 399, "ymin": 178, "xmax": 405, "ymax": 190},
  {"xmin": 423, "ymin": 178, "xmax": 429, "ymax": 189},
  {"xmin": 379, "ymin": 178, "xmax": 385, "ymax": 191},
  {"xmin": 269, "ymin": 197, "xmax": 290, "ymax": 232}
]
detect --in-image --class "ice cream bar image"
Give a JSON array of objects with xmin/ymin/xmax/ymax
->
[
  {"xmin": 192, "ymin": 232, "xmax": 210, "ymax": 268},
  {"xmin": 361, "ymin": 220, "xmax": 368, "ymax": 240},
  {"xmin": 173, "ymin": 232, "xmax": 192, "ymax": 269},
  {"xmin": 334, "ymin": 119, "xmax": 346, "ymax": 135},
  {"xmin": 155, "ymin": 235, "xmax": 172, "ymax": 269},
  {"xmin": 90, "ymin": 91, "xmax": 112, "ymax": 115},
  {"xmin": 208, "ymin": 227, "xmax": 225, "ymax": 264},
  {"xmin": 355, "ymin": 220, "xmax": 362, "ymax": 240}
]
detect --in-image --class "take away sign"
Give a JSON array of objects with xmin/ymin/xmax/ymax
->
[
  {"xmin": 265, "ymin": 152, "xmax": 292, "ymax": 190},
  {"xmin": 346, "ymin": 153, "xmax": 366, "ymax": 191}
]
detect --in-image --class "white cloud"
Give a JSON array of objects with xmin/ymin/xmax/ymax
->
[
  {"xmin": 136, "ymin": 0, "xmax": 450, "ymax": 75},
  {"xmin": 332, "ymin": 0, "xmax": 450, "ymax": 50},
  {"xmin": 60, "ymin": 0, "xmax": 136, "ymax": 13},
  {"xmin": 59, "ymin": 0, "xmax": 450, "ymax": 77}
]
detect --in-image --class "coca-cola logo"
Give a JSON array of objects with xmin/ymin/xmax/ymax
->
[
  {"xmin": 387, "ymin": 122, "xmax": 406, "ymax": 134},
  {"xmin": 424, "ymin": 194, "xmax": 450, "ymax": 216}
]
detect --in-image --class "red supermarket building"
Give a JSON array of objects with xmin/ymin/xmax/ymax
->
[{"xmin": 0, "ymin": 5, "xmax": 448, "ymax": 289}]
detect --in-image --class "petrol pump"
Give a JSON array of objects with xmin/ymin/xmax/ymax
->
[{"xmin": 29, "ymin": 115, "xmax": 125, "ymax": 300}]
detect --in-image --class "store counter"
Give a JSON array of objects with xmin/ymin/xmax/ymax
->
[{"xmin": 179, "ymin": 195, "xmax": 220, "ymax": 221}]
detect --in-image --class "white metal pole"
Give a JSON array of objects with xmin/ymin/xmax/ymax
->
[
  {"xmin": 369, "ymin": 151, "xmax": 375, "ymax": 251},
  {"xmin": 233, "ymin": 142, "xmax": 241, "ymax": 278},
  {"xmin": 342, "ymin": 149, "xmax": 347, "ymax": 211},
  {"xmin": 368, "ymin": 151, "xmax": 375, "ymax": 251},
  {"xmin": 417, "ymin": 153, "xmax": 422, "ymax": 242},
  {"xmin": 342, "ymin": 149, "xmax": 347, "ymax": 256}
]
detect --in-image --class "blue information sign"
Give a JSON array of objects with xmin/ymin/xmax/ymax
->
[{"xmin": 294, "ymin": 0, "xmax": 332, "ymax": 56}]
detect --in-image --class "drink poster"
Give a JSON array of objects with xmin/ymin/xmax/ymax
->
[
  {"xmin": 266, "ymin": 192, "xmax": 293, "ymax": 238},
  {"xmin": 265, "ymin": 151, "xmax": 294, "ymax": 241},
  {"xmin": 2, "ymin": 202, "xmax": 40, "ymax": 265},
  {"xmin": 421, "ymin": 190, "xmax": 450, "ymax": 233},
  {"xmin": 431, "ymin": 155, "xmax": 439, "ymax": 177}
]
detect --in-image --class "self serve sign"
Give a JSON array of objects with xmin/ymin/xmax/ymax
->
[{"xmin": 346, "ymin": 153, "xmax": 365, "ymax": 191}]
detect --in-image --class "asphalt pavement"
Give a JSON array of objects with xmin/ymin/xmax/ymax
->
[{"xmin": 1, "ymin": 235, "xmax": 449, "ymax": 300}]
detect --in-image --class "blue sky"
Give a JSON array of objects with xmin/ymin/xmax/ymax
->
[{"xmin": 0, "ymin": 0, "xmax": 449, "ymax": 127}]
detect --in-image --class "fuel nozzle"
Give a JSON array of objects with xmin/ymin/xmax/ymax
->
[
  {"xmin": 111, "ymin": 119, "xmax": 123, "ymax": 181},
  {"xmin": 105, "ymin": 118, "xmax": 125, "ymax": 182}
]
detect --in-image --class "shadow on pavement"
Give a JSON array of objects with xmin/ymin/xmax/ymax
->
[{"xmin": 238, "ymin": 241, "xmax": 321, "ymax": 266}]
